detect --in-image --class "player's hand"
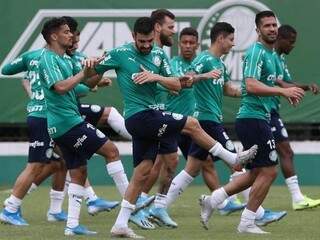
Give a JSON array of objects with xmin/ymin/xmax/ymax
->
[
  {"xmin": 98, "ymin": 77, "xmax": 112, "ymax": 87},
  {"xmin": 179, "ymin": 75, "xmax": 193, "ymax": 88},
  {"xmin": 83, "ymin": 56, "xmax": 105, "ymax": 78},
  {"xmin": 90, "ymin": 85, "xmax": 98, "ymax": 92},
  {"xmin": 309, "ymin": 83, "xmax": 319, "ymax": 95},
  {"xmin": 282, "ymin": 87, "xmax": 305, "ymax": 106},
  {"xmin": 133, "ymin": 65, "xmax": 159, "ymax": 84},
  {"xmin": 203, "ymin": 69, "xmax": 221, "ymax": 79}
]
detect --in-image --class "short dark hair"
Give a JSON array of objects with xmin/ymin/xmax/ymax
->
[
  {"xmin": 61, "ymin": 16, "xmax": 78, "ymax": 33},
  {"xmin": 210, "ymin": 22, "xmax": 234, "ymax": 43},
  {"xmin": 150, "ymin": 9, "xmax": 175, "ymax": 25},
  {"xmin": 41, "ymin": 17, "xmax": 68, "ymax": 43},
  {"xmin": 255, "ymin": 10, "xmax": 276, "ymax": 27},
  {"xmin": 180, "ymin": 27, "xmax": 198, "ymax": 40},
  {"xmin": 278, "ymin": 24, "xmax": 297, "ymax": 39},
  {"xmin": 133, "ymin": 17, "xmax": 154, "ymax": 35}
]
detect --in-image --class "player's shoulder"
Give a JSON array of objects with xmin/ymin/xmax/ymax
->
[
  {"xmin": 111, "ymin": 43, "xmax": 133, "ymax": 54},
  {"xmin": 151, "ymin": 45, "xmax": 166, "ymax": 57},
  {"xmin": 193, "ymin": 50, "xmax": 210, "ymax": 64},
  {"xmin": 170, "ymin": 55, "xmax": 181, "ymax": 63}
]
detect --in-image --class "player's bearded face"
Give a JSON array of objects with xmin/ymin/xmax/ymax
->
[
  {"xmin": 67, "ymin": 35, "xmax": 80, "ymax": 55},
  {"xmin": 259, "ymin": 17, "xmax": 278, "ymax": 44},
  {"xmin": 158, "ymin": 17, "xmax": 176, "ymax": 47},
  {"xmin": 134, "ymin": 32, "xmax": 154, "ymax": 55}
]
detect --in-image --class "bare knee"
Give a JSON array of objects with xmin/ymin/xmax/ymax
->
[
  {"xmin": 182, "ymin": 117, "xmax": 201, "ymax": 136},
  {"xmin": 99, "ymin": 140, "xmax": 120, "ymax": 161}
]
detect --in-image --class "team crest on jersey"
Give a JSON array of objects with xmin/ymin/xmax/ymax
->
[
  {"xmin": 45, "ymin": 148, "xmax": 53, "ymax": 159},
  {"xmin": 281, "ymin": 128, "xmax": 288, "ymax": 138},
  {"xmin": 96, "ymin": 129, "xmax": 106, "ymax": 138},
  {"xmin": 153, "ymin": 56, "xmax": 162, "ymax": 67},
  {"xmin": 225, "ymin": 140, "xmax": 235, "ymax": 151},
  {"xmin": 90, "ymin": 105, "xmax": 101, "ymax": 113},
  {"xmin": 269, "ymin": 150, "xmax": 278, "ymax": 162}
]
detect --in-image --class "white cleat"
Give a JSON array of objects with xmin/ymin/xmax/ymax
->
[
  {"xmin": 236, "ymin": 145, "xmax": 258, "ymax": 165},
  {"xmin": 110, "ymin": 225, "xmax": 145, "ymax": 239},
  {"xmin": 199, "ymin": 195, "xmax": 214, "ymax": 230},
  {"xmin": 237, "ymin": 223, "xmax": 270, "ymax": 234}
]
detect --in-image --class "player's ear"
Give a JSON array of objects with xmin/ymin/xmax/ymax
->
[
  {"xmin": 154, "ymin": 22, "xmax": 162, "ymax": 33},
  {"xmin": 51, "ymin": 33, "xmax": 58, "ymax": 41},
  {"xmin": 132, "ymin": 32, "xmax": 136, "ymax": 41}
]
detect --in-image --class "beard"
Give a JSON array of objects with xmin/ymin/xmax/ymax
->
[
  {"xmin": 135, "ymin": 43, "xmax": 152, "ymax": 55},
  {"xmin": 160, "ymin": 32, "xmax": 173, "ymax": 47}
]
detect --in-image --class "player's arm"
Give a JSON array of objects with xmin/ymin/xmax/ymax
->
[
  {"xmin": 276, "ymin": 79, "xmax": 319, "ymax": 94},
  {"xmin": 191, "ymin": 69, "xmax": 221, "ymax": 83},
  {"xmin": 21, "ymin": 79, "xmax": 32, "ymax": 98},
  {"xmin": 224, "ymin": 82, "xmax": 241, "ymax": 97},
  {"xmin": 1, "ymin": 54, "xmax": 28, "ymax": 75}
]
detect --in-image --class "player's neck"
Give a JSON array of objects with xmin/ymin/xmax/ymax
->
[
  {"xmin": 47, "ymin": 43, "xmax": 66, "ymax": 56},
  {"xmin": 155, "ymin": 37, "xmax": 163, "ymax": 48},
  {"xmin": 258, "ymin": 38, "xmax": 274, "ymax": 51},
  {"xmin": 209, "ymin": 45, "xmax": 223, "ymax": 58}
]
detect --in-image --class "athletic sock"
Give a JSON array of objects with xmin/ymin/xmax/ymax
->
[
  {"xmin": 106, "ymin": 160, "xmax": 129, "ymax": 197},
  {"xmin": 285, "ymin": 175, "xmax": 304, "ymax": 203},
  {"xmin": 114, "ymin": 199, "xmax": 135, "ymax": 228},
  {"xmin": 107, "ymin": 107, "xmax": 132, "ymax": 140},
  {"xmin": 48, "ymin": 189, "xmax": 64, "ymax": 214},
  {"xmin": 66, "ymin": 183, "xmax": 84, "ymax": 228}
]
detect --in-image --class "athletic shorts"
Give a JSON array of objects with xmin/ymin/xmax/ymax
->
[
  {"xmin": 125, "ymin": 109, "xmax": 187, "ymax": 167},
  {"xmin": 177, "ymin": 133, "xmax": 192, "ymax": 160},
  {"xmin": 79, "ymin": 104, "xmax": 104, "ymax": 126},
  {"xmin": 27, "ymin": 116, "xmax": 59, "ymax": 163},
  {"xmin": 235, "ymin": 118, "xmax": 278, "ymax": 169},
  {"xmin": 54, "ymin": 121, "xmax": 108, "ymax": 169},
  {"xmin": 270, "ymin": 110, "xmax": 289, "ymax": 143},
  {"xmin": 188, "ymin": 120, "xmax": 236, "ymax": 161}
]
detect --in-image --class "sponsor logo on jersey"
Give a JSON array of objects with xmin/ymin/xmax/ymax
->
[{"xmin": 74, "ymin": 135, "xmax": 88, "ymax": 148}]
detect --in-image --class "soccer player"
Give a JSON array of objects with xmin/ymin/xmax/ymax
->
[
  {"xmin": 273, "ymin": 25, "xmax": 320, "ymax": 209},
  {"xmin": 38, "ymin": 17, "xmax": 129, "ymax": 236},
  {"xmin": 83, "ymin": 16, "xmax": 257, "ymax": 239},
  {"xmin": 199, "ymin": 11, "xmax": 305, "ymax": 234},
  {"xmin": 0, "ymin": 47, "xmax": 67, "ymax": 226}
]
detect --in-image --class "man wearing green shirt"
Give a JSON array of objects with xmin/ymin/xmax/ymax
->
[
  {"xmin": 37, "ymin": 17, "xmax": 129, "ymax": 236},
  {"xmin": 84, "ymin": 17, "xmax": 257, "ymax": 239},
  {"xmin": 272, "ymin": 25, "xmax": 320, "ymax": 210},
  {"xmin": 199, "ymin": 11, "xmax": 305, "ymax": 234}
]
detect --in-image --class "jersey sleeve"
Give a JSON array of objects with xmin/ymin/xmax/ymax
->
[
  {"xmin": 95, "ymin": 49, "xmax": 120, "ymax": 75},
  {"xmin": 243, "ymin": 47, "xmax": 263, "ymax": 80},
  {"xmin": 281, "ymin": 56, "xmax": 292, "ymax": 82},
  {"xmin": 222, "ymin": 62, "xmax": 230, "ymax": 83},
  {"xmin": 40, "ymin": 53, "xmax": 64, "ymax": 89},
  {"xmin": 1, "ymin": 53, "xmax": 28, "ymax": 75},
  {"xmin": 191, "ymin": 57, "xmax": 210, "ymax": 74}
]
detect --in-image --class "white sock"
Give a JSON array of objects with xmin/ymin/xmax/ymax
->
[
  {"xmin": 107, "ymin": 107, "xmax": 132, "ymax": 140},
  {"xmin": 84, "ymin": 186, "xmax": 98, "ymax": 203},
  {"xmin": 217, "ymin": 199, "xmax": 228, "ymax": 210},
  {"xmin": 4, "ymin": 195, "xmax": 22, "ymax": 213},
  {"xmin": 285, "ymin": 175, "xmax": 304, "ymax": 203},
  {"xmin": 64, "ymin": 171, "xmax": 71, "ymax": 196},
  {"xmin": 210, "ymin": 187, "xmax": 228, "ymax": 209},
  {"xmin": 141, "ymin": 192, "xmax": 149, "ymax": 198},
  {"xmin": 106, "ymin": 161, "xmax": 129, "ymax": 197},
  {"xmin": 255, "ymin": 206, "xmax": 265, "ymax": 220},
  {"xmin": 167, "ymin": 170, "xmax": 194, "ymax": 207},
  {"xmin": 209, "ymin": 142, "xmax": 237, "ymax": 165},
  {"xmin": 154, "ymin": 194, "xmax": 167, "ymax": 208},
  {"xmin": 114, "ymin": 199, "xmax": 135, "ymax": 228},
  {"xmin": 27, "ymin": 183, "xmax": 38, "ymax": 194},
  {"xmin": 67, "ymin": 183, "xmax": 84, "ymax": 228},
  {"xmin": 228, "ymin": 170, "xmax": 250, "ymax": 203},
  {"xmin": 49, "ymin": 189, "xmax": 64, "ymax": 214},
  {"xmin": 240, "ymin": 208, "xmax": 256, "ymax": 226}
]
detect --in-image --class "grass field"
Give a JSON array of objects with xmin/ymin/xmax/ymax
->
[{"xmin": 0, "ymin": 186, "xmax": 319, "ymax": 240}]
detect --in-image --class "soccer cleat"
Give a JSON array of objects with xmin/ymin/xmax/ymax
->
[
  {"xmin": 235, "ymin": 145, "xmax": 258, "ymax": 165},
  {"xmin": 87, "ymin": 198, "xmax": 119, "ymax": 215},
  {"xmin": 47, "ymin": 210, "xmax": 67, "ymax": 222},
  {"xmin": 111, "ymin": 225, "xmax": 144, "ymax": 239},
  {"xmin": 292, "ymin": 196, "xmax": 320, "ymax": 210},
  {"xmin": 218, "ymin": 199, "xmax": 246, "ymax": 216},
  {"xmin": 199, "ymin": 195, "xmax": 214, "ymax": 230},
  {"xmin": 237, "ymin": 223, "xmax": 269, "ymax": 234},
  {"xmin": 255, "ymin": 210, "xmax": 287, "ymax": 226},
  {"xmin": 133, "ymin": 195, "xmax": 155, "ymax": 214},
  {"xmin": 64, "ymin": 225, "xmax": 97, "ymax": 236},
  {"xmin": 149, "ymin": 206, "xmax": 178, "ymax": 228},
  {"xmin": 0, "ymin": 209, "xmax": 28, "ymax": 226},
  {"xmin": 129, "ymin": 210, "xmax": 155, "ymax": 230}
]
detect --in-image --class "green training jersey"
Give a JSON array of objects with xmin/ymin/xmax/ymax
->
[
  {"xmin": 95, "ymin": 43, "xmax": 173, "ymax": 119},
  {"xmin": 237, "ymin": 42, "xmax": 277, "ymax": 120},
  {"xmin": 191, "ymin": 50, "xmax": 230, "ymax": 123},
  {"xmin": 166, "ymin": 55, "xmax": 195, "ymax": 116},
  {"xmin": 39, "ymin": 48, "xmax": 83, "ymax": 138},
  {"xmin": 2, "ymin": 48, "xmax": 47, "ymax": 118},
  {"xmin": 270, "ymin": 53, "xmax": 293, "ymax": 111}
]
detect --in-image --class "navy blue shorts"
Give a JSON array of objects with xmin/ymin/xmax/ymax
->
[
  {"xmin": 125, "ymin": 109, "xmax": 187, "ymax": 167},
  {"xmin": 79, "ymin": 104, "xmax": 104, "ymax": 126},
  {"xmin": 178, "ymin": 134, "xmax": 192, "ymax": 160},
  {"xmin": 54, "ymin": 121, "xmax": 108, "ymax": 169},
  {"xmin": 27, "ymin": 116, "xmax": 59, "ymax": 163},
  {"xmin": 235, "ymin": 118, "xmax": 278, "ymax": 169},
  {"xmin": 189, "ymin": 120, "xmax": 236, "ymax": 161},
  {"xmin": 270, "ymin": 110, "xmax": 289, "ymax": 143}
]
